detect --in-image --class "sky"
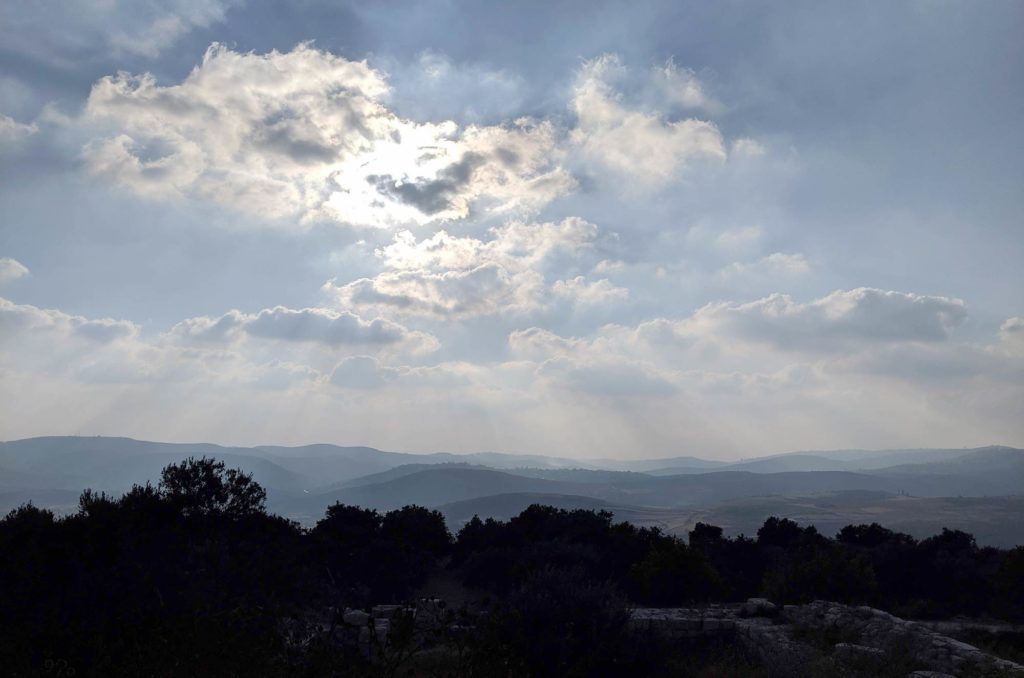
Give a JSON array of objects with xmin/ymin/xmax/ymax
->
[{"xmin": 0, "ymin": 1, "xmax": 1022, "ymax": 459}]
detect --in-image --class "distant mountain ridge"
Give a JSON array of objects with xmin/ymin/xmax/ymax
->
[{"xmin": 2, "ymin": 437, "xmax": 1021, "ymax": 544}]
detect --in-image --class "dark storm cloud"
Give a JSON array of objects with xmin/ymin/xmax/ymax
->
[{"xmin": 368, "ymin": 152, "xmax": 485, "ymax": 215}]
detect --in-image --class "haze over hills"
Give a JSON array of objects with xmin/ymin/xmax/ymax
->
[{"xmin": 2, "ymin": 436, "xmax": 1022, "ymax": 546}]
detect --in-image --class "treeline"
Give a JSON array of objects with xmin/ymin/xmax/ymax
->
[
  {"xmin": 2, "ymin": 457, "xmax": 1022, "ymax": 676},
  {"xmin": 453, "ymin": 508, "xmax": 1024, "ymax": 619}
]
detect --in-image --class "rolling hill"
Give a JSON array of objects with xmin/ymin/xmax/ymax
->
[{"xmin": 2, "ymin": 437, "xmax": 1021, "ymax": 547}]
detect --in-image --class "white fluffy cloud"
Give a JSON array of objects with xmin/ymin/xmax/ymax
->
[
  {"xmin": 536, "ymin": 356, "xmax": 675, "ymax": 397},
  {"xmin": 1, "ymin": 290, "xmax": 1021, "ymax": 456},
  {"xmin": 683, "ymin": 288, "xmax": 967, "ymax": 352},
  {"xmin": 0, "ymin": 115, "xmax": 37, "ymax": 145},
  {"xmin": 0, "ymin": 0, "xmax": 242, "ymax": 67},
  {"xmin": 171, "ymin": 305, "xmax": 438, "ymax": 353},
  {"xmin": 325, "ymin": 217, "xmax": 624, "ymax": 318},
  {"xmin": 0, "ymin": 298, "xmax": 181, "ymax": 385},
  {"xmin": 0, "ymin": 297, "xmax": 441, "ymax": 392},
  {"xmin": 506, "ymin": 287, "xmax": 987, "ymax": 399},
  {"xmin": 4, "ymin": 34, "xmax": 1019, "ymax": 456},
  {"xmin": 551, "ymin": 276, "xmax": 629, "ymax": 306},
  {"xmin": 0, "ymin": 258, "xmax": 30, "ymax": 282},
  {"xmin": 650, "ymin": 58, "xmax": 719, "ymax": 112},
  {"xmin": 998, "ymin": 317, "xmax": 1024, "ymax": 355},
  {"xmin": 83, "ymin": 43, "xmax": 574, "ymax": 227},
  {"xmin": 0, "ymin": 297, "xmax": 138, "ymax": 342},
  {"xmin": 510, "ymin": 288, "xmax": 972, "ymax": 379},
  {"xmin": 72, "ymin": 46, "xmax": 746, "ymax": 229},
  {"xmin": 570, "ymin": 54, "xmax": 726, "ymax": 186},
  {"xmin": 718, "ymin": 252, "xmax": 811, "ymax": 279},
  {"xmin": 107, "ymin": 0, "xmax": 241, "ymax": 58}
]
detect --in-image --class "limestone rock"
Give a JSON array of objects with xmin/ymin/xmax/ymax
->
[
  {"xmin": 833, "ymin": 642, "xmax": 885, "ymax": 669},
  {"xmin": 372, "ymin": 604, "xmax": 403, "ymax": 619},
  {"xmin": 342, "ymin": 608, "xmax": 370, "ymax": 626},
  {"xmin": 740, "ymin": 597, "xmax": 778, "ymax": 617}
]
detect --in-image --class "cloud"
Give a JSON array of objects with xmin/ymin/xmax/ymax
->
[
  {"xmin": 0, "ymin": 0, "xmax": 242, "ymax": 69},
  {"xmin": 329, "ymin": 354, "xmax": 475, "ymax": 390},
  {"xmin": 730, "ymin": 138, "xmax": 767, "ymax": 158},
  {"xmin": 537, "ymin": 356, "xmax": 676, "ymax": 398},
  {"xmin": 506, "ymin": 288, "xmax": 985, "ymax": 396},
  {"xmin": 833, "ymin": 343, "xmax": 1020, "ymax": 384},
  {"xmin": 0, "ymin": 115, "xmax": 38, "ymax": 146},
  {"xmin": 0, "ymin": 296, "xmax": 440, "ymax": 390},
  {"xmin": 684, "ymin": 288, "xmax": 967, "ymax": 351},
  {"xmin": 244, "ymin": 306, "xmax": 413, "ymax": 346},
  {"xmin": 719, "ymin": 252, "xmax": 811, "ymax": 279},
  {"xmin": 243, "ymin": 359, "xmax": 321, "ymax": 390},
  {"xmin": 368, "ymin": 152, "xmax": 485, "ymax": 215},
  {"xmin": 998, "ymin": 317, "xmax": 1024, "ymax": 355},
  {"xmin": 508, "ymin": 327, "xmax": 581, "ymax": 359},
  {"xmin": 108, "ymin": 0, "xmax": 241, "ymax": 58},
  {"xmin": 551, "ymin": 276, "xmax": 629, "ymax": 305},
  {"xmin": 325, "ymin": 217, "xmax": 620, "ymax": 318},
  {"xmin": 706, "ymin": 224, "xmax": 764, "ymax": 256},
  {"xmin": 0, "ymin": 298, "xmax": 176, "ymax": 385},
  {"xmin": 0, "ymin": 257, "xmax": 29, "ymax": 282},
  {"xmin": 570, "ymin": 54, "xmax": 726, "ymax": 187},
  {"xmin": 82, "ymin": 43, "xmax": 574, "ymax": 227},
  {"xmin": 328, "ymin": 265, "xmax": 531, "ymax": 319},
  {"xmin": 169, "ymin": 310, "xmax": 245, "ymax": 344},
  {"xmin": 650, "ymin": 58, "xmax": 718, "ymax": 112},
  {"xmin": 171, "ymin": 305, "xmax": 438, "ymax": 352},
  {"xmin": 0, "ymin": 297, "xmax": 138, "ymax": 342},
  {"xmin": 378, "ymin": 217, "xmax": 600, "ymax": 271},
  {"xmin": 380, "ymin": 50, "xmax": 528, "ymax": 124},
  {"xmin": 329, "ymin": 355, "xmax": 399, "ymax": 389},
  {"xmin": 509, "ymin": 327, "xmax": 674, "ymax": 398},
  {"xmin": 71, "ymin": 47, "xmax": 759, "ymax": 229}
]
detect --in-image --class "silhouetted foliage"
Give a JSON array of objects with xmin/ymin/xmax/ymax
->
[
  {"xmin": 158, "ymin": 456, "xmax": 267, "ymax": 517},
  {"xmin": 993, "ymin": 547, "xmax": 1024, "ymax": 620},
  {"xmin": 466, "ymin": 566, "xmax": 635, "ymax": 677},
  {"xmin": 2, "ymin": 464, "xmax": 1023, "ymax": 676},
  {"xmin": 312, "ymin": 502, "xmax": 450, "ymax": 605},
  {"xmin": 628, "ymin": 538, "xmax": 722, "ymax": 604}
]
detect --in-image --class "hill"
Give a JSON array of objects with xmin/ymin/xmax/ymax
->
[{"xmin": 3, "ymin": 437, "xmax": 1022, "ymax": 545}]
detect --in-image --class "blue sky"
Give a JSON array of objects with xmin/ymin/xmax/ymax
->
[{"xmin": 0, "ymin": 1, "xmax": 1021, "ymax": 458}]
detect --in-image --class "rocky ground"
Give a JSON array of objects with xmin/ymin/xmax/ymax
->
[
  {"xmin": 300, "ymin": 598, "xmax": 1024, "ymax": 676},
  {"xmin": 631, "ymin": 599, "xmax": 1024, "ymax": 677}
]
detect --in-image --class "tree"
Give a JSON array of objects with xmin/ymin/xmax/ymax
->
[
  {"xmin": 158, "ymin": 457, "xmax": 266, "ymax": 517},
  {"xmin": 314, "ymin": 503, "xmax": 382, "ymax": 544},
  {"xmin": 837, "ymin": 522, "xmax": 913, "ymax": 549},
  {"xmin": 628, "ymin": 538, "xmax": 721, "ymax": 604},
  {"xmin": 382, "ymin": 505, "xmax": 451, "ymax": 557},
  {"xmin": 757, "ymin": 516, "xmax": 819, "ymax": 549},
  {"xmin": 689, "ymin": 522, "xmax": 724, "ymax": 550},
  {"xmin": 993, "ymin": 546, "xmax": 1024, "ymax": 621}
]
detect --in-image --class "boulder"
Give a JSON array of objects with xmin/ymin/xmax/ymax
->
[
  {"xmin": 372, "ymin": 604, "xmax": 403, "ymax": 619},
  {"xmin": 342, "ymin": 609, "xmax": 370, "ymax": 626},
  {"xmin": 741, "ymin": 597, "xmax": 778, "ymax": 617},
  {"xmin": 833, "ymin": 642, "xmax": 886, "ymax": 669}
]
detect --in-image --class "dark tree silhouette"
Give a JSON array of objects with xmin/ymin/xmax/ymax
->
[
  {"xmin": 3, "ymin": 469, "xmax": 1023, "ymax": 676},
  {"xmin": 158, "ymin": 456, "xmax": 266, "ymax": 517}
]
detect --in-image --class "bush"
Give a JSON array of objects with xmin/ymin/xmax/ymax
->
[
  {"xmin": 467, "ymin": 566, "xmax": 632, "ymax": 677},
  {"xmin": 628, "ymin": 538, "xmax": 722, "ymax": 605}
]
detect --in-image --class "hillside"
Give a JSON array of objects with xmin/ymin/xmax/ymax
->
[{"xmin": 2, "ymin": 437, "xmax": 1022, "ymax": 547}]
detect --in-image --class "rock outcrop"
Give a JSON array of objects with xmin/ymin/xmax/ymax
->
[{"xmin": 630, "ymin": 599, "xmax": 1024, "ymax": 678}]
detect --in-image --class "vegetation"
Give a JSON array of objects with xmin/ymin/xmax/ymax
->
[{"xmin": 1, "ymin": 457, "xmax": 1022, "ymax": 676}]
